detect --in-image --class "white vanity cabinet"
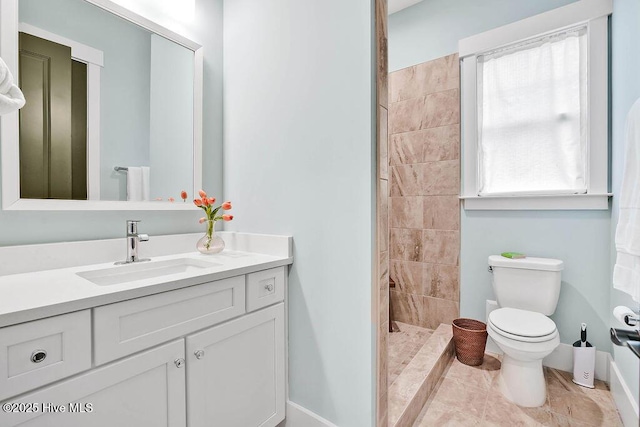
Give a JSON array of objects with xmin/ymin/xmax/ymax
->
[
  {"xmin": 187, "ymin": 303, "xmax": 285, "ymax": 427},
  {"xmin": 0, "ymin": 266, "xmax": 287, "ymax": 427},
  {"xmin": 1, "ymin": 340, "xmax": 187, "ymax": 427}
]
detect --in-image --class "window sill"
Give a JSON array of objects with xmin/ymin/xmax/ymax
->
[{"xmin": 461, "ymin": 193, "xmax": 612, "ymax": 210}]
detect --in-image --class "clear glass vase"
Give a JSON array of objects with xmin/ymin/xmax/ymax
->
[{"xmin": 196, "ymin": 220, "xmax": 225, "ymax": 254}]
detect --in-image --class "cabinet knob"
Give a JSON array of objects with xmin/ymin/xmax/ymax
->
[
  {"xmin": 30, "ymin": 350, "xmax": 47, "ymax": 364},
  {"xmin": 194, "ymin": 350, "xmax": 205, "ymax": 359},
  {"xmin": 174, "ymin": 358, "xmax": 185, "ymax": 368},
  {"xmin": 265, "ymin": 283, "xmax": 274, "ymax": 292}
]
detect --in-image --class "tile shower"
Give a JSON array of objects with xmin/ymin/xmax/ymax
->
[
  {"xmin": 388, "ymin": 53, "xmax": 460, "ymax": 332},
  {"xmin": 385, "ymin": 53, "xmax": 461, "ymax": 426}
]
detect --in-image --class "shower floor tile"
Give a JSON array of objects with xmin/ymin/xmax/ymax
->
[
  {"xmin": 388, "ymin": 322, "xmax": 433, "ymax": 386},
  {"xmin": 413, "ymin": 354, "xmax": 624, "ymax": 427}
]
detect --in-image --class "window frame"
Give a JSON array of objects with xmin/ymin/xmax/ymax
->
[{"xmin": 459, "ymin": 0, "xmax": 613, "ymax": 210}]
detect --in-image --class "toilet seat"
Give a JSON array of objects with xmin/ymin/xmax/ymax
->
[{"xmin": 488, "ymin": 307, "xmax": 557, "ymax": 343}]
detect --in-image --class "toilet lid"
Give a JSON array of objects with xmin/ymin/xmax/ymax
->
[{"xmin": 488, "ymin": 308, "xmax": 557, "ymax": 338}]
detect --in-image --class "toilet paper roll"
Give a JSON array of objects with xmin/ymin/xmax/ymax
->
[{"xmin": 613, "ymin": 305, "xmax": 636, "ymax": 326}]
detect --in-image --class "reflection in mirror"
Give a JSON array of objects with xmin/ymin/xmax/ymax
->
[{"xmin": 17, "ymin": 0, "xmax": 194, "ymax": 202}]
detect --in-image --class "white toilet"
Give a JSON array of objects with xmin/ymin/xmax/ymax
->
[{"xmin": 487, "ymin": 255, "xmax": 564, "ymax": 407}]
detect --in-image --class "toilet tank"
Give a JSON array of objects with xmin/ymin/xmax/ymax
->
[{"xmin": 488, "ymin": 256, "xmax": 564, "ymax": 315}]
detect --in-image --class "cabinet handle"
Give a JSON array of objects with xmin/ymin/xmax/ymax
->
[
  {"xmin": 265, "ymin": 283, "xmax": 274, "ymax": 292},
  {"xmin": 174, "ymin": 358, "xmax": 185, "ymax": 368},
  {"xmin": 194, "ymin": 350, "xmax": 205, "ymax": 359},
  {"xmin": 30, "ymin": 350, "xmax": 47, "ymax": 363}
]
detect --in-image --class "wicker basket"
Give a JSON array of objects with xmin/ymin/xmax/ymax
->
[{"xmin": 452, "ymin": 318, "xmax": 488, "ymax": 366}]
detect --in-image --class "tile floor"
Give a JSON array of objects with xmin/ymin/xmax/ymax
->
[
  {"xmin": 413, "ymin": 353, "xmax": 623, "ymax": 427},
  {"xmin": 389, "ymin": 322, "xmax": 433, "ymax": 385}
]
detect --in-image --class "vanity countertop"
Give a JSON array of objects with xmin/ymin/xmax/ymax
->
[{"xmin": 0, "ymin": 232, "xmax": 293, "ymax": 328}]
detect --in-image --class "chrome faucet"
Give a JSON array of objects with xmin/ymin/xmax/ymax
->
[{"xmin": 115, "ymin": 220, "xmax": 150, "ymax": 265}]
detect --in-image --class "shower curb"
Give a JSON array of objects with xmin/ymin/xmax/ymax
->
[{"xmin": 387, "ymin": 323, "xmax": 454, "ymax": 427}]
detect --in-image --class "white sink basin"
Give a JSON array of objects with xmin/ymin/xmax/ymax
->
[{"xmin": 77, "ymin": 258, "xmax": 221, "ymax": 286}]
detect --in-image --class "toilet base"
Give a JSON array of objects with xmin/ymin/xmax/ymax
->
[{"xmin": 497, "ymin": 354, "xmax": 546, "ymax": 407}]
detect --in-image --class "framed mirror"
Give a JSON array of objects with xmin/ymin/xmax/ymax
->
[{"xmin": 0, "ymin": 0, "xmax": 202, "ymax": 210}]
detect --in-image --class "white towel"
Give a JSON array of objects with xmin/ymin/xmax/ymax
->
[
  {"xmin": 613, "ymin": 98, "xmax": 640, "ymax": 303},
  {"xmin": 0, "ymin": 57, "xmax": 25, "ymax": 116},
  {"xmin": 141, "ymin": 166, "xmax": 150, "ymax": 201},
  {"xmin": 126, "ymin": 167, "xmax": 143, "ymax": 201}
]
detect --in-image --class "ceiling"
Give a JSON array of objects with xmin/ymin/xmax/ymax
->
[{"xmin": 388, "ymin": 0, "xmax": 425, "ymax": 14}]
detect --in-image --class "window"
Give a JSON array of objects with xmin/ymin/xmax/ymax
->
[{"xmin": 459, "ymin": 0, "xmax": 612, "ymax": 210}]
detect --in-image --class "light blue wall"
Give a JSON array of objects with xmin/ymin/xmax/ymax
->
[
  {"xmin": 20, "ymin": 0, "xmax": 152, "ymax": 201},
  {"xmin": 0, "ymin": 0, "xmax": 223, "ymax": 245},
  {"xmin": 610, "ymin": 0, "xmax": 640, "ymax": 405},
  {"xmin": 389, "ymin": 0, "xmax": 576, "ymax": 72},
  {"xmin": 390, "ymin": 0, "xmax": 615, "ymax": 351},
  {"xmin": 222, "ymin": 0, "xmax": 375, "ymax": 425},
  {"xmin": 461, "ymin": 210, "xmax": 612, "ymax": 351}
]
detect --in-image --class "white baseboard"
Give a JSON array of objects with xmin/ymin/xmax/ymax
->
[
  {"xmin": 278, "ymin": 401, "xmax": 338, "ymax": 427},
  {"xmin": 542, "ymin": 343, "xmax": 610, "ymax": 382},
  {"xmin": 610, "ymin": 360, "xmax": 640, "ymax": 427}
]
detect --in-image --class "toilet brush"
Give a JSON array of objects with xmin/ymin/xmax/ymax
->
[{"xmin": 572, "ymin": 323, "xmax": 596, "ymax": 388}]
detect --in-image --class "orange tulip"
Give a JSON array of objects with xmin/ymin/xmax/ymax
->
[
  {"xmin": 208, "ymin": 197, "xmax": 216, "ymax": 206},
  {"xmin": 221, "ymin": 201, "xmax": 232, "ymax": 210},
  {"xmin": 194, "ymin": 199, "xmax": 203, "ymax": 207},
  {"xmin": 180, "ymin": 191, "xmax": 188, "ymax": 201},
  {"xmin": 199, "ymin": 217, "xmax": 207, "ymax": 224},
  {"xmin": 222, "ymin": 214, "xmax": 234, "ymax": 221},
  {"xmin": 198, "ymin": 190, "xmax": 207, "ymax": 199}
]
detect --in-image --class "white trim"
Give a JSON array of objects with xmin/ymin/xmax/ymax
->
[
  {"xmin": 0, "ymin": 0, "xmax": 203, "ymax": 211},
  {"xmin": 18, "ymin": 23, "xmax": 103, "ymax": 66},
  {"xmin": 461, "ymin": 194, "xmax": 611, "ymax": 210},
  {"xmin": 278, "ymin": 401, "xmax": 338, "ymax": 427},
  {"xmin": 459, "ymin": 1, "xmax": 612, "ymax": 211},
  {"xmin": 459, "ymin": 0, "xmax": 613, "ymax": 58},
  {"xmin": 610, "ymin": 359, "xmax": 640, "ymax": 427},
  {"xmin": 18, "ymin": 23, "xmax": 103, "ymax": 200}
]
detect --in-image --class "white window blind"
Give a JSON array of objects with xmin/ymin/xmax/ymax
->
[{"xmin": 477, "ymin": 26, "xmax": 588, "ymax": 196}]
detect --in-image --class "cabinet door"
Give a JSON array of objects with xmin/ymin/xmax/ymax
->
[
  {"xmin": 0, "ymin": 340, "xmax": 186, "ymax": 427},
  {"xmin": 187, "ymin": 303, "xmax": 285, "ymax": 427}
]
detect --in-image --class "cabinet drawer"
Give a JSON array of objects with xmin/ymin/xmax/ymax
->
[
  {"xmin": 94, "ymin": 276, "xmax": 245, "ymax": 365},
  {"xmin": 0, "ymin": 310, "xmax": 91, "ymax": 401},
  {"xmin": 246, "ymin": 267, "xmax": 285, "ymax": 312}
]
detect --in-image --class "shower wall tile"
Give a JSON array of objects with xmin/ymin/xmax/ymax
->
[
  {"xmin": 378, "ymin": 106, "xmax": 389, "ymax": 180},
  {"xmin": 423, "ymin": 264, "xmax": 459, "ymax": 301},
  {"xmin": 380, "ymin": 251, "xmax": 389, "ymax": 326},
  {"xmin": 388, "ymin": 53, "xmax": 460, "ymax": 332},
  {"xmin": 422, "ymin": 125, "xmax": 460, "ymax": 162},
  {"xmin": 390, "ymin": 124, "xmax": 459, "ymax": 166},
  {"xmin": 390, "ymin": 197, "xmax": 423, "ymax": 229},
  {"xmin": 389, "ymin": 54, "xmax": 459, "ymax": 103},
  {"xmin": 390, "ymin": 228, "xmax": 423, "ymax": 262},
  {"xmin": 390, "ymin": 132, "xmax": 424, "ymax": 166},
  {"xmin": 390, "ymin": 260, "xmax": 423, "ymax": 295},
  {"xmin": 422, "ymin": 230, "xmax": 459, "ymax": 266},
  {"xmin": 389, "ymin": 89, "xmax": 459, "ymax": 134},
  {"xmin": 423, "ymin": 296, "xmax": 460, "ymax": 330},
  {"xmin": 422, "ymin": 161, "xmax": 459, "ymax": 195},
  {"xmin": 390, "ymin": 164, "xmax": 422, "ymax": 197},
  {"xmin": 423, "ymin": 196, "xmax": 460, "ymax": 231},
  {"xmin": 379, "ymin": 179, "xmax": 389, "ymax": 250},
  {"xmin": 390, "ymin": 290, "xmax": 425, "ymax": 326},
  {"xmin": 376, "ymin": 0, "xmax": 388, "ymax": 109}
]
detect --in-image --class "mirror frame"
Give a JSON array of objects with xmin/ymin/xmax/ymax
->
[{"xmin": 0, "ymin": 0, "xmax": 203, "ymax": 211}]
